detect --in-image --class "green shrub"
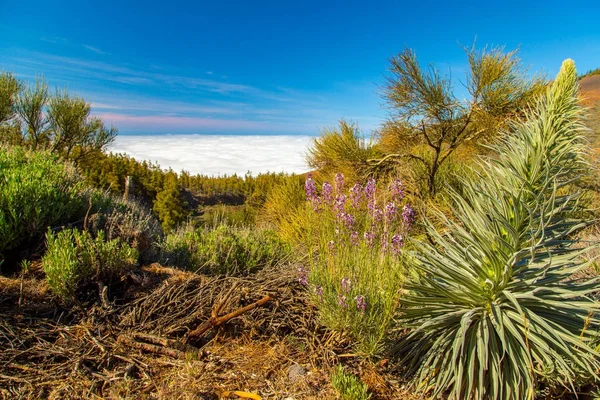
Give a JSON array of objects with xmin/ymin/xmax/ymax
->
[
  {"xmin": 159, "ymin": 223, "xmax": 290, "ymax": 275},
  {"xmin": 0, "ymin": 146, "xmax": 85, "ymax": 265},
  {"xmin": 85, "ymin": 189, "xmax": 163, "ymax": 262},
  {"xmin": 43, "ymin": 228, "xmax": 138, "ymax": 300},
  {"xmin": 303, "ymin": 173, "xmax": 410, "ymax": 356},
  {"xmin": 393, "ymin": 60, "xmax": 600, "ymax": 398},
  {"xmin": 259, "ymin": 174, "xmax": 309, "ymax": 245},
  {"xmin": 201, "ymin": 204, "xmax": 257, "ymax": 227},
  {"xmin": 330, "ymin": 365, "xmax": 371, "ymax": 400}
]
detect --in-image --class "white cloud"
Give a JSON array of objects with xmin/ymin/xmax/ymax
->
[{"xmin": 109, "ymin": 134, "xmax": 313, "ymax": 176}]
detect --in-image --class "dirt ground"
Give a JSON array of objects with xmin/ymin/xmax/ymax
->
[{"xmin": 0, "ymin": 263, "xmax": 416, "ymax": 399}]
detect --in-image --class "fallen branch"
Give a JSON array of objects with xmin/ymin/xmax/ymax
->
[{"xmin": 185, "ymin": 294, "xmax": 273, "ymax": 344}]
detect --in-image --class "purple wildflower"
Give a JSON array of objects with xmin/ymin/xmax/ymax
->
[
  {"xmin": 364, "ymin": 178, "xmax": 376, "ymax": 204},
  {"xmin": 385, "ymin": 202, "xmax": 397, "ymax": 222},
  {"xmin": 335, "ymin": 173, "xmax": 345, "ymax": 192},
  {"xmin": 333, "ymin": 194, "xmax": 347, "ymax": 215},
  {"xmin": 355, "ymin": 295, "xmax": 366, "ymax": 312},
  {"xmin": 338, "ymin": 293, "xmax": 348, "ymax": 308},
  {"xmin": 322, "ymin": 182, "xmax": 333, "ymax": 204},
  {"xmin": 298, "ymin": 266, "xmax": 308, "ymax": 286},
  {"xmin": 364, "ymin": 230, "xmax": 375, "ymax": 247},
  {"xmin": 315, "ymin": 285, "xmax": 324, "ymax": 299},
  {"xmin": 305, "ymin": 174, "xmax": 317, "ymax": 201},
  {"xmin": 340, "ymin": 212, "xmax": 355, "ymax": 228},
  {"xmin": 350, "ymin": 183, "xmax": 363, "ymax": 208},
  {"xmin": 350, "ymin": 231, "xmax": 359, "ymax": 246},
  {"xmin": 372, "ymin": 206, "xmax": 384, "ymax": 222},
  {"xmin": 328, "ymin": 240, "xmax": 335, "ymax": 251},
  {"xmin": 402, "ymin": 204, "xmax": 415, "ymax": 229},
  {"xmin": 341, "ymin": 278, "xmax": 352, "ymax": 292},
  {"xmin": 391, "ymin": 179, "xmax": 404, "ymax": 202},
  {"xmin": 391, "ymin": 233, "xmax": 404, "ymax": 255}
]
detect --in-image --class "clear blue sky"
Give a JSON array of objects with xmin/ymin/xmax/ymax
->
[{"xmin": 0, "ymin": 0, "xmax": 598, "ymax": 135}]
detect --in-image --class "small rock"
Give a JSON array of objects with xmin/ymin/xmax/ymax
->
[{"xmin": 287, "ymin": 363, "xmax": 306, "ymax": 383}]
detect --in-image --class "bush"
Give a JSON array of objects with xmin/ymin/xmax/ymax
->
[
  {"xmin": 302, "ymin": 173, "xmax": 411, "ymax": 356},
  {"xmin": 85, "ymin": 189, "xmax": 163, "ymax": 262},
  {"xmin": 259, "ymin": 174, "xmax": 310, "ymax": 245},
  {"xmin": 393, "ymin": 60, "xmax": 600, "ymax": 398},
  {"xmin": 0, "ymin": 146, "xmax": 85, "ymax": 267},
  {"xmin": 159, "ymin": 223, "xmax": 290, "ymax": 275},
  {"xmin": 42, "ymin": 228, "xmax": 138, "ymax": 300},
  {"xmin": 330, "ymin": 365, "xmax": 371, "ymax": 400}
]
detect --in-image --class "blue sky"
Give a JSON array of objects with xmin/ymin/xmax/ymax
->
[{"xmin": 0, "ymin": 0, "xmax": 599, "ymax": 136}]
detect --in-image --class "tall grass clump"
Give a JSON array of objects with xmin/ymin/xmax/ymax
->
[
  {"xmin": 303, "ymin": 173, "xmax": 413, "ymax": 355},
  {"xmin": 394, "ymin": 60, "xmax": 600, "ymax": 399},
  {"xmin": 159, "ymin": 223, "xmax": 290, "ymax": 275},
  {"xmin": 43, "ymin": 228, "xmax": 138, "ymax": 300},
  {"xmin": 0, "ymin": 146, "xmax": 84, "ymax": 265}
]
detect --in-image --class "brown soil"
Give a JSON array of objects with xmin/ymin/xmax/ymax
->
[{"xmin": 0, "ymin": 264, "xmax": 416, "ymax": 399}]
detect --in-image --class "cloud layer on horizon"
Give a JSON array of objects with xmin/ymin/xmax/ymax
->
[{"xmin": 109, "ymin": 134, "xmax": 313, "ymax": 176}]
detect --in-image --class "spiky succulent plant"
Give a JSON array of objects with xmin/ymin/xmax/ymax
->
[{"xmin": 394, "ymin": 60, "xmax": 600, "ymax": 399}]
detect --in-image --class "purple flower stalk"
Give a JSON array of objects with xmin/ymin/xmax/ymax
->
[
  {"xmin": 350, "ymin": 231, "xmax": 359, "ymax": 246},
  {"xmin": 305, "ymin": 174, "xmax": 317, "ymax": 202},
  {"xmin": 402, "ymin": 204, "xmax": 415, "ymax": 229},
  {"xmin": 338, "ymin": 293, "xmax": 348, "ymax": 308},
  {"xmin": 341, "ymin": 277, "xmax": 352, "ymax": 292},
  {"xmin": 364, "ymin": 178, "xmax": 376, "ymax": 205},
  {"xmin": 355, "ymin": 295, "xmax": 366, "ymax": 312},
  {"xmin": 328, "ymin": 240, "xmax": 335, "ymax": 251},
  {"xmin": 335, "ymin": 173, "xmax": 345, "ymax": 192},
  {"xmin": 298, "ymin": 266, "xmax": 308, "ymax": 286},
  {"xmin": 340, "ymin": 212, "xmax": 355, "ymax": 228},
  {"xmin": 315, "ymin": 285, "xmax": 324, "ymax": 299},
  {"xmin": 391, "ymin": 179, "xmax": 404, "ymax": 202},
  {"xmin": 322, "ymin": 182, "xmax": 333, "ymax": 204},
  {"xmin": 333, "ymin": 194, "xmax": 347, "ymax": 215},
  {"xmin": 350, "ymin": 183, "xmax": 363, "ymax": 208},
  {"xmin": 372, "ymin": 206, "xmax": 384, "ymax": 222},
  {"xmin": 364, "ymin": 230, "xmax": 375, "ymax": 247},
  {"xmin": 391, "ymin": 233, "xmax": 404, "ymax": 254},
  {"xmin": 385, "ymin": 201, "xmax": 397, "ymax": 222}
]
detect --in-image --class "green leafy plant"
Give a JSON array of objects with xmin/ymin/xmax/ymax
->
[
  {"xmin": 0, "ymin": 146, "xmax": 85, "ymax": 263},
  {"xmin": 393, "ymin": 60, "xmax": 600, "ymax": 399},
  {"xmin": 330, "ymin": 364, "xmax": 371, "ymax": 400},
  {"xmin": 159, "ymin": 223, "xmax": 290, "ymax": 275},
  {"xmin": 43, "ymin": 228, "xmax": 138, "ymax": 300}
]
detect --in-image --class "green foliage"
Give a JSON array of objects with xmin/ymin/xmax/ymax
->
[
  {"xmin": 43, "ymin": 228, "xmax": 138, "ymax": 300},
  {"xmin": 159, "ymin": 223, "xmax": 290, "ymax": 275},
  {"xmin": 201, "ymin": 204, "xmax": 257, "ymax": 227},
  {"xmin": 0, "ymin": 71, "xmax": 22, "ymax": 124},
  {"xmin": 259, "ymin": 174, "xmax": 307, "ymax": 244},
  {"xmin": 330, "ymin": 365, "xmax": 371, "ymax": 400},
  {"xmin": 85, "ymin": 189, "xmax": 163, "ymax": 262},
  {"xmin": 307, "ymin": 120, "xmax": 380, "ymax": 181},
  {"xmin": 580, "ymin": 67, "xmax": 600, "ymax": 79},
  {"xmin": 47, "ymin": 89, "xmax": 117, "ymax": 162},
  {"xmin": 377, "ymin": 44, "xmax": 546, "ymax": 198},
  {"xmin": 304, "ymin": 174, "xmax": 410, "ymax": 355},
  {"xmin": 0, "ymin": 146, "xmax": 85, "ymax": 265},
  {"xmin": 153, "ymin": 172, "xmax": 188, "ymax": 232},
  {"xmin": 15, "ymin": 77, "xmax": 50, "ymax": 150},
  {"xmin": 394, "ymin": 60, "xmax": 600, "ymax": 399}
]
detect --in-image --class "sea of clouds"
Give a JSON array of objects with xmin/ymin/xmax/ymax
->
[{"xmin": 108, "ymin": 134, "xmax": 314, "ymax": 176}]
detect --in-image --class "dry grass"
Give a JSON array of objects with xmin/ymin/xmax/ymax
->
[{"xmin": 0, "ymin": 263, "xmax": 417, "ymax": 399}]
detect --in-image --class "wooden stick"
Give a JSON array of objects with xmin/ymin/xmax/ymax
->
[{"xmin": 186, "ymin": 295, "xmax": 273, "ymax": 342}]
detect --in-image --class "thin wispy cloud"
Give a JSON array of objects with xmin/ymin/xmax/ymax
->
[
  {"xmin": 82, "ymin": 44, "xmax": 110, "ymax": 55},
  {"xmin": 0, "ymin": 46, "xmax": 384, "ymax": 135}
]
